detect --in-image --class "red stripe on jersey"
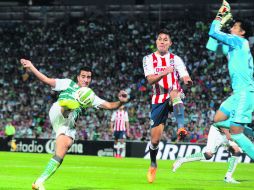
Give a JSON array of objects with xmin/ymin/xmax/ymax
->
[
  {"xmin": 115, "ymin": 113, "xmax": 119, "ymax": 130},
  {"xmin": 152, "ymin": 53, "xmax": 160, "ymax": 104},
  {"xmin": 161, "ymin": 57, "xmax": 169, "ymax": 102},
  {"xmin": 114, "ymin": 110, "xmax": 126, "ymax": 131}
]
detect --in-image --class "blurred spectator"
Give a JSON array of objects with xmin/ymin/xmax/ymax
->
[{"xmin": 4, "ymin": 122, "xmax": 17, "ymax": 151}]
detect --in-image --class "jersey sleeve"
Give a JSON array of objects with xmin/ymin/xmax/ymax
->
[
  {"xmin": 206, "ymin": 37, "xmax": 229, "ymax": 55},
  {"xmin": 111, "ymin": 112, "xmax": 116, "ymax": 122},
  {"xmin": 206, "ymin": 37, "xmax": 219, "ymax": 52},
  {"xmin": 143, "ymin": 55, "xmax": 154, "ymax": 77},
  {"xmin": 174, "ymin": 55, "xmax": 189, "ymax": 78},
  {"xmin": 52, "ymin": 79, "xmax": 72, "ymax": 91},
  {"xmin": 92, "ymin": 95, "xmax": 106, "ymax": 109},
  {"xmin": 124, "ymin": 111, "xmax": 129, "ymax": 122},
  {"xmin": 209, "ymin": 20, "xmax": 243, "ymax": 49}
]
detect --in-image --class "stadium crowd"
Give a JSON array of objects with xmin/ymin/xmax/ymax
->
[{"xmin": 0, "ymin": 15, "xmax": 254, "ymax": 143}]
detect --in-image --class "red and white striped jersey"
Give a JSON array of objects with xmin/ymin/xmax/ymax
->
[
  {"xmin": 111, "ymin": 110, "xmax": 129, "ymax": 131},
  {"xmin": 143, "ymin": 52, "xmax": 189, "ymax": 104}
]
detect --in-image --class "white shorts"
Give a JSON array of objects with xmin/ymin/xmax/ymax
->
[
  {"xmin": 206, "ymin": 125, "xmax": 238, "ymax": 153},
  {"xmin": 49, "ymin": 102, "xmax": 76, "ymax": 140}
]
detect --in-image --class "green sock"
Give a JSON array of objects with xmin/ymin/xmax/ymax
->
[
  {"xmin": 225, "ymin": 156, "xmax": 239, "ymax": 178},
  {"xmin": 36, "ymin": 158, "xmax": 61, "ymax": 183},
  {"xmin": 231, "ymin": 133, "xmax": 254, "ymax": 160},
  {"xmin": 183, "ymin": 152, "xmax": 205, "ymax": 162}
]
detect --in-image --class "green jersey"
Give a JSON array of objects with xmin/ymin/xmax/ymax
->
[{"xmin": 52, "ymin": 79, "xmax": 105, "ymax": 128}]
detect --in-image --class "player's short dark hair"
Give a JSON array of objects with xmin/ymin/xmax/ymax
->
[
  {"xmin": 157, "ymin": 28, "xmax": 171, "ymax": 38},
  {"xmin": 78, "ymin": 66, "xmax": 92, "ymax": 76},
  {"xmin": 235, "ymin": 19, "xmax": 252, "ymax": 39}
]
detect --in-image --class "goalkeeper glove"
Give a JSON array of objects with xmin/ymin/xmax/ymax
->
[
  {"xmin": 216, "ymin": 0, "xmax": 231, "ymax": 21},
  {"xmin": 220, "ymin": 12, "xmax": 233, "ymax": 28}
]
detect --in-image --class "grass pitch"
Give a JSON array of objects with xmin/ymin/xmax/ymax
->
[{"xmin": 0, "ymin": 151, "xmax": 253, "ymax": 190}]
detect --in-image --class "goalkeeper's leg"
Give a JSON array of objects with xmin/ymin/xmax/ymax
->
[{"xmin": 33, "ymin": 135, "xmax": 72, "ymax": 188}]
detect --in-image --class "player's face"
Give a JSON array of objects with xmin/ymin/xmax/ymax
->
[
  {"xmin": 77, "ymin": 70, "xmax": 92, "ymax": 87},
  {"xmin": 156, "ymin": 33, "xmax": 172, "ymax": 54},
  {"xmin": 230, "ymin": 22, "xmax": 245, "ymax": 37}
]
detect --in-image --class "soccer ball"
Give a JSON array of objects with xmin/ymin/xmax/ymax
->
[{"xmin": 75, "ymin": 87, "xmax": 95, "ymax": 108}]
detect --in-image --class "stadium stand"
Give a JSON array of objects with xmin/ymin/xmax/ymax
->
[{"xmin": 0, "ymin": 1, "xmax": 254, "ymax": 143}]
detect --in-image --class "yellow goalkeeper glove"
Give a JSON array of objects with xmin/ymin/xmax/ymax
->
[
  {"xmin": 216, "ymin": 0, "xmax": 231, "ymax": 21},
  {"xmin": 220, "ymin": 12, "xmax": 233, "ymax": 28}
]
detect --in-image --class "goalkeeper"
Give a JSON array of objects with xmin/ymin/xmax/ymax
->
[
  {"xmin": 20, "ymin": 59, "xmax": 129, "ymax": 190},
  {"xmin": 173, "ymin": 0, "xmax": 254, "ymax": 183},
  {"xmin": 206, "ymin": 0, "xmax": 254, "ymax": 161}
]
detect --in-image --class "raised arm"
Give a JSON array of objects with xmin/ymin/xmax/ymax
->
[
  {"xmin": 20, "ymin": 59, "xmax": 56, "ymax": 88},
  {"xmin": 209, "ymin": 20, "xmax": 243, "ymax": 48},
  {"xmin": 206, "ymin": 37, "xmax": 230, "ymax": 55}
]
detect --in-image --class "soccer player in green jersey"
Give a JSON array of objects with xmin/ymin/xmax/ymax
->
[{"xmin": 20, "ymin": 59, "xmax": 129, "ymax": 190}]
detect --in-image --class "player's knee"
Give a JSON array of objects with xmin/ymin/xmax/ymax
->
[
  {"xmin": 228, "ymin": 146, "xmax": 241, "ymax": 156},
  {"xmin": 230, "ymin": 125, "xmax": 244, "ymax": 134},
  {"xmin": 204, "ymin": 152, "xmax": 213, "ymax": 160},
  {"xmin": 150, "ymin": 138, "xmax": 159, "ymax": 148},
  {"xmin": 151, "ymin": 140, "xmax": 159, "ymax": 147},
  {"xmin": 232, "ymin": 151, "xmax": 241, "ymax": 157}
]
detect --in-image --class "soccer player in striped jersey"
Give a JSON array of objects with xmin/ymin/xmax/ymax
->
[
  {"xmin": 20, "ymin": 59, "xmax": 128, "ymax": 190},
  {"xmin": 143, "ymin": 28, "xmax": 193, "ymax": 183},
  {"xmin": 110, "ymin": 105, "xmax": 129, "ymax": 158}
]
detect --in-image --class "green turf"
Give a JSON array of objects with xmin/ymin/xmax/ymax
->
[{"xmin": 0, "ymin": 151, "xmax": 253, "ymax": 190}]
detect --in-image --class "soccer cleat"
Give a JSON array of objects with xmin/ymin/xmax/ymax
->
[
  {"xmin": 172, "ymin": 158, "xmax": 183, "ymax": 172},
  {"xmin": 115, "ymin": 154, "xmax": 122, "ymax": 159},
  {"xmin": 32, "ymin": 182, "xmax": 45, "ymax": 190},
  {"xmin": 177, "ymin": 128, "xmax": 188, "ymax": 141},
  {"xmin": 147, "ymin": 166, "xmax": 157, "ymax": 183},
  {"xmin": 224, "ymin": 177, "xmax": 240, "ymax": 184}
]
